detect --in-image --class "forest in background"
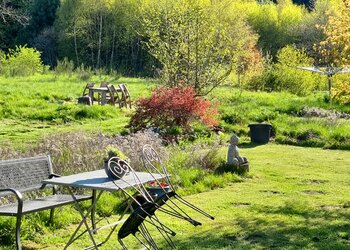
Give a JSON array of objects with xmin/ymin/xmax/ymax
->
[{"xmin": 0, "ymin": 0, "xmax": 350, "ymax": 99}]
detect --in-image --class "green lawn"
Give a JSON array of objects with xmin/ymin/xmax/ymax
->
[{"xmin": 2, "ymin": 144, "xmax": 350, "ymax": 249}]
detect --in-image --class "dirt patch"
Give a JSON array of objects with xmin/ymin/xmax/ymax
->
[
  {"xmin": 303, "ymin": 190, "xmax": 326, "ymax": 195},
  {"xmin": 224, "ymin": 235, "xmax": 239, "ymax": 241},
  {"xmin": 260, "ymin": 190, "xmax": 284, "ymax": 195},
  {"xmin": 320, "ymin": 204, "xmax": 350, "ymax": 210},
  {"xmin": 320, "ymin": 205, "xmax": 343, "ymax": 211},
  {"xmin": 232, "ymin": 202, "xmax": 251, "ymax": 207},
  {"xmin": 244, "ymin": 232, "xmax": 266, "ymax": 243},
  {"xmin": 303, "ymin": 179, "xmax": 328, "ymax": 184}
]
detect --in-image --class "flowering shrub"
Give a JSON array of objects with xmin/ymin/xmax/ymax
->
[{"xmin": 128, "ymin": 86, "xmax": 219, "ymax": 133}]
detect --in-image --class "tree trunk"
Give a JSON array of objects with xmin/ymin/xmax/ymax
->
[
  {"xmin": 97, "ymin": 12, "xmax": 103, "ymax": 69},
  {"xmin": 110, "ymin": 29, "xmax": 115, "ymax": 71},
  {"xmin": 73, "ymin": 24, "xmax": 80, "ymax": 66}
]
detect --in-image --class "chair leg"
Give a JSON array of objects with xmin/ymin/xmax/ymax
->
[
  {"xmin": 118, "ymin": 238, "xmax": 128, "ymax": 250},
  {"xmin": 91, "ymin": 190, "xmax": 96, "ymax": 233},
  {"xmin": 16, "ymin": 214, "xmax": 22, "ymax": 250},
  {"xmin": 49, "ymin": 208, "xmax": 55, "ymax": 224}
]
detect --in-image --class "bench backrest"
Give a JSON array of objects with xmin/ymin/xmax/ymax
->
[{"xmin": 0, "ymin": 155, "xmax": 53, "ymax": 195}]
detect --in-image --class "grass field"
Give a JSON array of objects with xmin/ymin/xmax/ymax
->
[
  {"xmin": 1, "ymin": 144, "xmax": 350, "ymax": 249},
  {"xmin": 1, "ymin": 74, "xmax": 350, "ymax": 249},
  {"xmin": 0, "ymin": 74, "xmax": 155, "ymax": 144},
  {"xmin": 1, "ymin": 74, "xmax": 350, "ymax": 149}
]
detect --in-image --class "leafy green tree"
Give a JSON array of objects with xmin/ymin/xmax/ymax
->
[
  {"xmin": 17, "ymin": 0, "xmax": 59, "ymax": 44},
  {"xmin": 315, "ymin": 0, "xmax": 350, "ymax": 66},
  {"xmin": 315, "ymin": 0, "xmax": 350, "ymax": 104},
  {"xmin": 246, "ymin": 0, "xmax": 306, "ymax": 57},
  {"xmin": 0, "ymin": 0, "xmax": 30, "ymax": 50},
  {"xmin": 0, "ymin": 45, "xmax": 44, "ymax": 76},
  {"xmin": 256, "ymin": 45, "xmax": 322, "ymax": 95},
  {"xmin": 55, "ymin": 0, "xmax": 148, "ymax": 74},
  {"xmin": 140, "ymin": 0, "xmax": 258, "ymax": 95}
]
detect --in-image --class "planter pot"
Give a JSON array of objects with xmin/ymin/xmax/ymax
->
[
  {"xmin": 248, "ymin": 123, "xmax": 272, "ymax": 144},
  {"xmin": 104, "ymin": 157, "xmax": 130, "ymax": 180}
]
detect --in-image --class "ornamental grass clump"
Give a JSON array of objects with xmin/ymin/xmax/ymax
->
[{"xmin": 128, "ymin": 86, "xmax": 219, "ymax": 137}]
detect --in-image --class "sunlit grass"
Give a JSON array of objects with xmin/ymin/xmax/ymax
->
[{"xmin": 1, "ymin": 144, "xmax": 349, "ymax": 249}]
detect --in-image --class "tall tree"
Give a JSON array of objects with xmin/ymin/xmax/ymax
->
[
  {"xmin": 0, "ymin": 0, "xmax": 29, "ymax": 25},
  {"xmin": 17, "ymin": 0, "xmax": 59, "ymax": 44},
  {"xmin": 140, "ymin": 0, "xmax": 258, "ymax": 95},
  {"xmin": 315, "ymin": 0, "xmax": 350, "ymax": 66},
  {"xmin": 0, "ymin": 0, "xmax": 30, "ymax": 50}
]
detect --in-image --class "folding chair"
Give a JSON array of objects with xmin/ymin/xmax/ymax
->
[
  {"xmin": 83, "ymin": 82, "xmax": 95, "ymax": 96},
  {"xmin": 141, "ymin": 145, "xmax": 215, "ymax": 226},
  {"xmin": 118, "ymin": 84, "xmax": 132, "ymax": 108},
  {"xmin": 110, "ymin": 85, "xmax": 123, "ymax": 108},
  {"xmin": 107, "ymin": 157, "xmax": 176, "ymax": 250}
]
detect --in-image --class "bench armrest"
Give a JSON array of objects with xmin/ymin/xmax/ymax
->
[
  {"xmin": 39, "ymin": 173, "xmax": 61, "ymax": 190},
  {"xmin": 49, "ymin": 173, "xmax": 61, "ymax": 178},
  {"xmin": 0, "ymin": 188, "xmax": 24, "ymax": 213}
]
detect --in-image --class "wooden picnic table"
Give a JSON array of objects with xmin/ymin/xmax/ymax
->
[{"xmin": 88, "ymin": 87, "xmax": 109, "ymax": 105}]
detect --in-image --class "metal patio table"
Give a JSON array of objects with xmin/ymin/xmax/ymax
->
[{"xmin": 42, "ymin": 169, "xmax": 164, "ymax": 250}]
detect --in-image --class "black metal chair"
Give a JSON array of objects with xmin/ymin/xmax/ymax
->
[
  {"xmin": 141, "ymin": 145, "xmax": 215, "ymax": 226},
  {"xmin": 107, "ymin": 157, "xmax": 176, "ymax": 250}
]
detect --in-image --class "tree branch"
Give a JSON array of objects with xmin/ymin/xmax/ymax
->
[{"xmin": 0, "ymin": 1, "xmax": 29, "ymax": 25}]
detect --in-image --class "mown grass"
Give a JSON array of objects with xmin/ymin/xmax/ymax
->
[{"xmin": 1, "ymin": 144, "xmax": 350, "ymax": 249}]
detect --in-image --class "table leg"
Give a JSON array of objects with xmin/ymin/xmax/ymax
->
[
  {"xmin": 89, "ymin": 89, "xmax": 94, "ymax": 105},
  {"xmin": 101, "ymin": 92, "xmax": 107, "ymax": 105},
  {"xmin": 64, "ymin": 189, "xmax": 104, "ymax": 250}
]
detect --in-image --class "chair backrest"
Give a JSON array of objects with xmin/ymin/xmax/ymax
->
[
  {"xmin": 110, "ymin": 85, "xmax": 122, "ymax": 107},
  {"xmin": 106, "ymin": 85, "xmax": 115, "ymax": 105},
  {"xmin": 0, "ymin": 155, "xmax": 53, "ymax": 196},
  {"xmin": 118, "ymin": 84, "xmax": 131, "ymax": 108},
  {"xmin": 83, "ymin": 82, "xmax": 95, "ymax": 96},
  {"xmin": 100, "ymin": 81, "xmax": 109, "ymax": 87},
  {"xmin": 141, "ymin": 145, "xmax": 173, "ymax": 191}
]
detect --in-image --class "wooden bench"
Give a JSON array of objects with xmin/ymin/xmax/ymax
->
[{"xmin": 0, "ymin": 155, "xmax": 95, "ymax": 250}]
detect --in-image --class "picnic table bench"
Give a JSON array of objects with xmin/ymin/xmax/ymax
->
[{"xmin": 0, "ymin": 155, "xmax": 95, "ymax": 250}]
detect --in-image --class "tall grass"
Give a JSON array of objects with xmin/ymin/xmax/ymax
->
[
  {"xmin": 1, "ymin": 74, "xmax": 350, "ymax": 149},
  {"xmin": 211, "ymin": 87, "xmax": 350, "ymax": 148}
]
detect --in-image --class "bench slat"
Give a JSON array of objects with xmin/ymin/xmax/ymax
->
[
  {"xmin": 0, "ymin": 194, "xmax": 92, "ymax": 216},
  {"xmin": 0, "ymin": 155, "xmax": 52, "ymax": 196}
]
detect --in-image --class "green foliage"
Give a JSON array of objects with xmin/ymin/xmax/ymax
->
[
  {"xmin": 1, "ymin": 74, "xmax": 350, "ymax": 150},
  {"xmin": 244, "ymin": 0, "xmax": 304, "ymax": 56},
  {"xmin": 271, "ymin": 45, "xmax": 320, "ymax": 95},
  {"xmin": 314, "ymin": 0, "xmax": 350, "ymax": 66},
  {"xmin": 246, "ymin": 45, "xmax": 323, "ymax": 95},
  {"xmin": 140, "ymin": 0, "xmax": 258, "ymax": 95},
  {"xmin": 105, "ymin": 145, "xmax": 128, "ymax": 161},
  {"xmin": 0, "ymin": 45, "xmax": 44, "ymax": 77},
  {"xmin": 55, "ymin": 57, "xmax": 74, "ymax": 76},
  {"xmin": 55, "ymin": 0, "xmax": 148, "ymax": 75},
  {"xmin": 332, "ymin": 75, "xmax": 350, "ymax": 105}
]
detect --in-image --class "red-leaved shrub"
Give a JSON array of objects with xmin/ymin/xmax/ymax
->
[{"xmin": 128, "ymin": 86, "xmax": 218, "ymax": 132}]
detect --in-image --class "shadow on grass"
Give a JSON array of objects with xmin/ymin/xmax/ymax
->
[
  {"xmin": 239, "ymin": 142, "xmax": 268, "ymax": 149},
  {"xmin": 175, "ymin": 203, "xmax": 350, "ymax": 249}
]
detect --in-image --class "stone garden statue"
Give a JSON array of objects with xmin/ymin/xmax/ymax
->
[{"xmin": 227, "ymin": 134, "xmax": 249, "ymax": 172}]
